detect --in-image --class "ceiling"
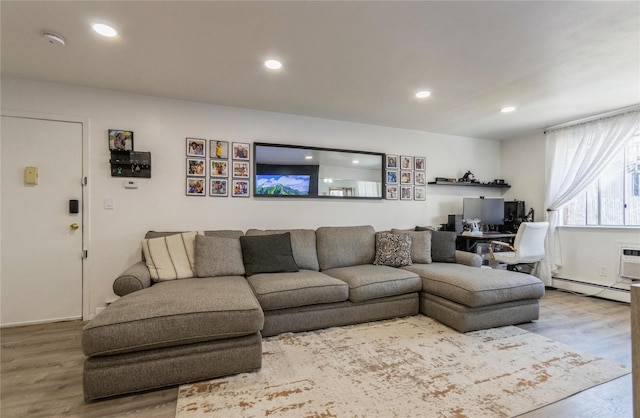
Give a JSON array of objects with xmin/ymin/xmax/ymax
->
[{"xmin": 1, "ymin": 1, "xmax": 639, "ymax": 141}]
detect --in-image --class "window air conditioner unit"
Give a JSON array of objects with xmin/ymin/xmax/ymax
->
[{"xmin": 620, "ymin": 246, "xmax": 640, "ymax": 280}]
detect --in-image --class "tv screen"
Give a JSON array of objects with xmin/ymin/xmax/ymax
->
[
  {"xmin": 256, "ymin": 174, "xmax": 311, "ymax": 196},
  {"xmin": 463, "ymin": 197, "xmax": 505, "ymax": 225}
]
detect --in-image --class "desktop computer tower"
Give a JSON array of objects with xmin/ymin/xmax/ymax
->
[
  {"xmin": 447, "ymin": 214, "xmax": 464, "ymax": 234},
  {"xmin": 504, "ymin": 200, "xmax": 525, "ymax": 233}
]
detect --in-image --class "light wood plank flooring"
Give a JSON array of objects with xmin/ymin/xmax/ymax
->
[{"xmin": 1, "ymin": 289, "xmax": 633, "ymax": 418}]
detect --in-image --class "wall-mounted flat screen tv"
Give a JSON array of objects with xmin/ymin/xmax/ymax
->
[{"xmin": 256, "ymin": 174, "xmax": 312, "ymax": 196}]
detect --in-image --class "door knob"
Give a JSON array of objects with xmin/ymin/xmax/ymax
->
[{"xmin": 70, "ymin": 223, "xmax": 79, "ymax": 230}]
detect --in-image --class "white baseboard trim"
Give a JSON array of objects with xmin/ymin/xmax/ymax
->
[
  {"xmin": 1, "ymin": 315, "xmax": 82, "ymax": 328},
  {"xmin": 552, "ymin": 277, "xmax": 630, "ymax": 303}
]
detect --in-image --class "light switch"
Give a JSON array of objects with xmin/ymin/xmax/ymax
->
[
  {"xmin": 24, "ymin": 166, "xmax": 38, "ymax": 185},
  {"xmin": 104, "ymin": 197, "xmax": 114, "ymax": 209}
]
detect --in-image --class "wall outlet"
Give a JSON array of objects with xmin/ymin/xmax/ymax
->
[{"xmin": 598, "ymin": 266, "xmax": 608, "ymax": 277}]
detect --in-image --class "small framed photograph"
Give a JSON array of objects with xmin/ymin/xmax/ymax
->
[
  {"xmin": 232, "ymin": 142, "xmax": 250, "ymax": 160},
  {"xmin": 232, "ymin": 179, "xmax": 250, "ymax": 197},
  {"xmin": 400, "ymin": 156, "xmax": 413, "ymax": 170},
  {"xmin": 414, "ymin": 171, "xmax": 426, "ymax": 186},
  {"xmin": 186, "ymin": 138, "xmax": 206, "ymax": 157},
  {"xmin": 108, "ymin": 129, "xmax": 133, "ymax": 151},
  {"xmin": 186, "ymin": 177, "xmax": 206, "ymax": 196},
  {"xmin": 400, "ymin": 170, "xmax": 412, "ymax": 185},
  {"xmin": 233, "ymin": 161, "xmax": 250, "ymax": 178},
  {"xmin": 386, "ymin": 185, "xmax": 398, "ymax": 200},
  {"xmin": 414, "ymin": 157, "xmax": 426, "ymax": 171},
  {"xmin": 210, "ymin": 160, "xmax": 228, "ymax": 177},
  {"xmin": 186, "ymin": 158, "xmax": 206, "ymax": 177},
  {"xmin": 385, "ymin": 154, "xmax": 398, "ymax": 169},
  {"xmin": 414, "ymin": 186, "xmax": 426, "ymax": 201},
  {"xmin": 210, "ymin": 140, "xmax": 229, "ymax": 160},
  {"xmin": 209, "ymin": 179, "xmax": 228, "ymax": 197},
  {"xmin": 400, "ymin": 185, "xmax": 413, "ymax": 200},
  {"xmin": 386, "ymin": 170, "xmax": 398, "ymax": 184}
]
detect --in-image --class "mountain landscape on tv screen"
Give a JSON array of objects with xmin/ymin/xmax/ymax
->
[{"xmin": 256, "ymin": 175, "xmax": 310, "ymax": 195}]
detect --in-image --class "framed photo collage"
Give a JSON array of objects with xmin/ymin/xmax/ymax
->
[
  {"xmin": 185, "ymin": 138, "xmax": 251, "ymax": 197},
  {"xmin": 384, "ymin": 155, "xmax": 426, "ymax": 201}
]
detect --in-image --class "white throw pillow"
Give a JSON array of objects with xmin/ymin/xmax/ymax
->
[{"xmin": 142, "ymin": 231, "xmax": 201, "ymax": 282}]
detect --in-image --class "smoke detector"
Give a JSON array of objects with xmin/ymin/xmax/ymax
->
[{"xmin": 42, "ymin": 32, "xmax": 66, "ymax": 47}]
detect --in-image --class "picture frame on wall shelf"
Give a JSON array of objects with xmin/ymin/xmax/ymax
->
[
  {"xmin": 400, "ymin": 170, "xmax": 412, "ymax": 185},
  {"xmin": 233, "ymin": 161, "xmax": 250, "ymax": 178},
  {"xmin": 400, "ymin": 185, "xmax": 412, "ymax": 201},
  {"xmin": 210, "ymin": 140, "xmax": 229, "ymax": 160},
  {"xmin": 386, "ymin": 185, "xmax": 398, "ymax": 200},
  {"xmin": 108, "ymin": 129, "xmax": 133, "ymax": 151},
  {"xmin": 400, "ymin": 155, "xmax": 412, "ymax": 170},
  {"xmin": 414, "ymin": 157, "xmax": 426, "ymax": 171},
  {"xmin": 385, "ymin": 154, "xmax": 398, "ymax": 169},
  {"xmin": 414, "ymin": 171, "xmax": 426, "ymax": 186},
  {"xmin": 186, "ymin": 138, "xmax": 206, "ymax": 157},
  {"xmin": 186, "ymin": 158, "xmax": 206, "ymax": 177},
  {"xmin": 210, "ymin": 160, "xmax": 228, "ymax": 177},
  {"xmin": 186, "ymin": 177, "xmax": 206, "ymax": 196},
  {"xmin": 414, "ymin": 186, "xmax": 426, "ymax": 201},
  {"xmin": 232, "ymin": 142, "xmax": 250, "ymax": 160},
  {"xmin": 232, "ymin": 179, "xmax": 250, "ymax": 197},
  {"xmin": 386, "ymin": 170, "xmax": 398, "ymax": 184},
  {"xmin": 209, "ymin": 179, "xmax": 228, "ymax": 197}
]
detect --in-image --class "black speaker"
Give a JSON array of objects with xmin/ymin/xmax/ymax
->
[{"xmin": 448, "ymin": 214, "xmax": 463, "ymax": 233}]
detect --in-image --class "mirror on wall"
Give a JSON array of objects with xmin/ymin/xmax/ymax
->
[{"xmin": 253, "ymin": 143, "xmax": 384, "ymax": 199}]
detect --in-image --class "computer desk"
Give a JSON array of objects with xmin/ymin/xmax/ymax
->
[{"xmin": 456, "ymin": 232, "xmax": 517, "ymax": 253}]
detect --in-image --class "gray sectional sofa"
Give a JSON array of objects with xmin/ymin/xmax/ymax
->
[{"xmin": 82, "ymin": 225, "xmax": 545, "ymax": 401}]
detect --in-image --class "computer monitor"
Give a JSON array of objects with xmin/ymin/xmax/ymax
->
[{"xmin": 463, "ymin": 197, "xmax": 505, "ymax": 226}]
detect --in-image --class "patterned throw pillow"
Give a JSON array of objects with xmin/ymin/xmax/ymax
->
[
  {"xmin": 373, "ymin": 232, "xmax": 412, "ymax": 267},
  {"xmin": 142, "ymin": 231, "xmax": 201, "ymax": 282}
]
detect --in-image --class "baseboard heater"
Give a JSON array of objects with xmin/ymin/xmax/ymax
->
[
  {"xmin": 553, "ymin": 277, "xmax": 630, "ymax": 293},
  {"xmin": 552, "ymin": 277, "xmax": 631, "ymax": 303}
]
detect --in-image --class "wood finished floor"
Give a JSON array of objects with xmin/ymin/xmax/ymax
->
[{"xmin": 1, "ymin": 289, "xmax": 633, "ymax": 418}]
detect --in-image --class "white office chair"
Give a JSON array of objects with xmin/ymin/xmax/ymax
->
[{"xmin": 489, "ymin": 222, "xmax": 549, "ymax": 272}]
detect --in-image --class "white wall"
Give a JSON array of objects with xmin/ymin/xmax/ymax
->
[
  {"xmin": 501, "ymin": 131, "xmax": 640, "ymax": 302},
  {"xmin": 2, "ymin": 77, "xmax": 506, "ymax": 317}
]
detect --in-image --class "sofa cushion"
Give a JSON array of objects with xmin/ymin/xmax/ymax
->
[
  {"xmin": 429, "ymin": 230, "xmax": 457, "ymax": 263},
  {"xmin": 316, "ymin": 225, "xmax": 376, "ymax": 270},
  {"xmin": 141, "ymin": 231, "xmax": 200, "ymax": 281},
  {"xmin": 194, "ymin": 235, "xmax": 245, "ymax": 277},
  {"xmin": 403, "ymin": 263, "xmax": 545, "ymax": 308},
  {"xmin": 240, "ymin": 233, "xmax": 299, "ymax": 276},
  {"xmin": 82, "ymin": 276, "xmax": 264, "ymax": 357},
  {"xmin": 322, "ymin": 264, "xmax": 422, "ymax": 302},
  {"xmin": 391, "ymin": 229, "xmax": 432, "ymax": 264},
  {"xmin": 247, "ymin": 270, "xmax": 349, "ymax": 310},
  {"xmin": 246, "ymin": 229, "xmax": 319, "ymax": 271},
  {"xmin": 373, "ymin": 232, "xmax": 412, "ymax": 267}
]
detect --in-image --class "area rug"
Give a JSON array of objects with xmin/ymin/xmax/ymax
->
[{"xmin": 175, "ymin": 316, "xmax": 629, "ymax": 418}]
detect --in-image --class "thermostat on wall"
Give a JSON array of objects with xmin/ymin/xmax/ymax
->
[{"xmin": 124, "ymin": 180, "xmax": 138, "ymax": 189}]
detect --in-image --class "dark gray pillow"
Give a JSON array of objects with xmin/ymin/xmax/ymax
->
[
  {"xmin": 429, "ymin": 231, "xmax": 457, "ymax": 263},
  {"xmin": 239, "ymin": 233, "xmax": 299, "ymax": 276}
]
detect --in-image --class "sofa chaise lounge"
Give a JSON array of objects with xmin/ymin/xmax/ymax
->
[{"xmin": 82, "ymin": 225, "xmax": 544, "ymax": 401}]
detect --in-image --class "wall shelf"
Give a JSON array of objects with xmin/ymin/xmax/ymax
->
[{"xmin": 428, "ymin": 181, "xmax": 511, "ymax": 189}]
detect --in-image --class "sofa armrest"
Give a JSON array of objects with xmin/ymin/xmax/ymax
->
[
  {"xmin": 113, "ymin": 261, "xmax": 151, "ymax": 297},
  {"xmin": 455, "ymin": 251, "xmax": 482, "ymax": 267}
]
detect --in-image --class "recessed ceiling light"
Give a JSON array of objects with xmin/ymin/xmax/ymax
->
[
  {"xmin": 92, "ymin": 23, "xmax": 117, "ymax": 38},
  {"xmin": 305, "ymin": 155, "xmax": 313, "ymax": 160},
  {"xmin": 501, "ymin": 106, "xmax": 516, "ymax": 113},
  {"xmin": 264, "ymin": 59, "xmax": 282, "ymax": 70},
  {"xmin": 415, "ymin": 90, "xmax": 431, "ymax": 99},
  {"xmin": 352, "ymin": 160, "xmax": 360, "ymax": 164}
]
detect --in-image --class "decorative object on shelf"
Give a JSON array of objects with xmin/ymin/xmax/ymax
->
[
  {"xmin": 459, "ymin": 170, "xmax": 477, "ymax": 183},
  {"xmin": 186, "ymin": 177, "xmax": 205, "ymax": 196},
  {"xmin": 186, "ymin": 138, "xmax": 206, "ymax": 157},
  {"xmin": 109, "ymin": 129, "xmax": 133, "ymax": 151}
]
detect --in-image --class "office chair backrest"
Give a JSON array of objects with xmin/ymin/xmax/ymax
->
[{"xmin": 512, "ymin": 222, "xmax": 549, "ymax": 263}]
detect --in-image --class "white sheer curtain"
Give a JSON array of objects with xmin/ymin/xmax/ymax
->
[{"xmin": 536, "ymin": 110, "xmax": 640, "ymax": 285}]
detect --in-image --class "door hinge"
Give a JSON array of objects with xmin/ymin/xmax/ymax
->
[
  {"xmin": 83, "ymin": 250, "xmax": 88, "ymax": 259},
  {"xmin": 82, "ymin": 177, "xmax": 88, "ymax": 186}
]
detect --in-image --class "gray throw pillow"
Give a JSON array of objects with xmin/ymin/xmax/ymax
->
[
  {"xmin": 239, "ymin": 233, "xmax": 299, "ymax": 276},
  {"xmin": 194, "ymin": 235, "xmax": 245, "ymax": 277},
  {"xmin": 391, "ymin": 229, "xmax": 432, "ymax": 264},
  {"xmin": 429, "ymin": 230, "xmax": 457, "ymax": 263},
  {"xmin": 373, "ymin": 232, "xmax": 412, "ymax": 267}
]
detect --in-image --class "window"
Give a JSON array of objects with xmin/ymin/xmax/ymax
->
[{"xmin": 563, "ymin": 137, "xmax": 640, "ymax": 226}]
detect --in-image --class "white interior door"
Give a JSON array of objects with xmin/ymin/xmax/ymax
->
[{"xmin": 1, "ymin": 115, "xmax": 84, "ymax": 326}]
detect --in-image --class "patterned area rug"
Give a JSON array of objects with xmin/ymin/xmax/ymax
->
[{"xmin": 176, "ymin": 316, "xmax": 629, "ymax": 418}]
